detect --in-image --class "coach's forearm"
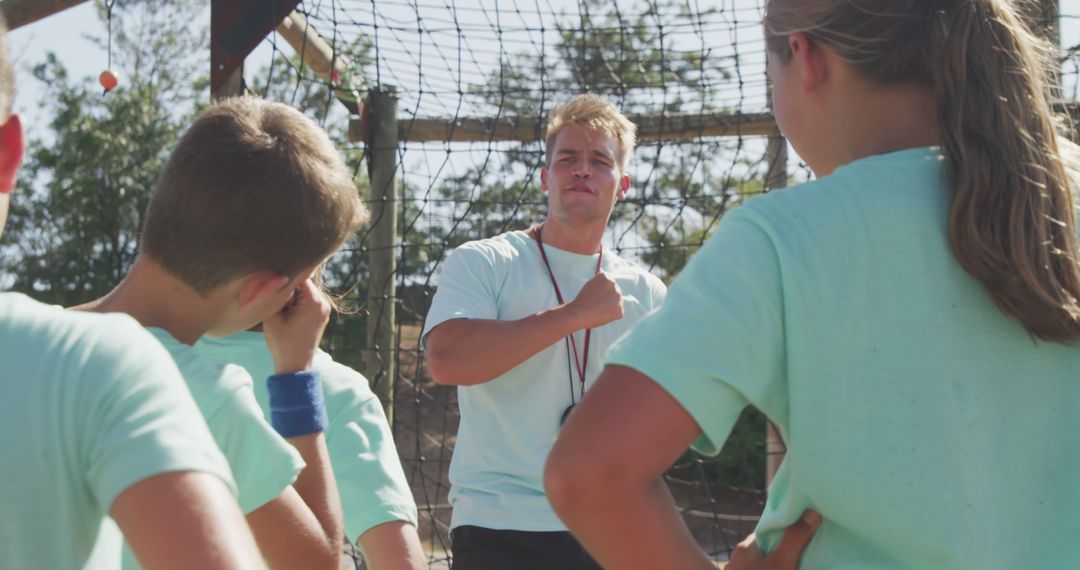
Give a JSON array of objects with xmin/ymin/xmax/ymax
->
[{"xmin": 425, "ymin": 306, "xmax": 583, "ymax": 386}]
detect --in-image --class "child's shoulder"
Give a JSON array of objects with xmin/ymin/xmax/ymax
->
[
  {"xmin": 147, "ymin": 328, "xmax": 255, "ymax": 412},
  {"xmin": 1, "ymin": 293, "xmax": 166, "ymax": 369},
  {"xmin": 312, "ymin": 349, "xmax": 377, "ymax": 404},
  {"xmin": 738, "ymin": 148, "xmax": 946, "ymax": 234},
  {"xmin": 0, "ymin": 294, "xmax": 193, "ymax": 427}
]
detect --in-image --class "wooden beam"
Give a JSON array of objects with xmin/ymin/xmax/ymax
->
[
  {"xmin": 385, "ymin": 111, "xmax": 778, "ymax": 144},
  {"xmin": 213, "ymin": 67, "xmax": 244, "ymax": 101},
  {"xmin": 2, "ymin": 0, "xmax": 88, "ymax": 30},
  {"xmin": 275, "ymin": 11, "xmax": 361, "ymax": 114},
  {"xmin": 211, "ymin": 0, "xmax": 301, "ymax": 96}
]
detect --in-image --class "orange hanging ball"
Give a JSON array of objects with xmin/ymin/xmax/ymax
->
[{"xmin": 99, "ymin": 69, "xmax": 119, "ymax": 92}]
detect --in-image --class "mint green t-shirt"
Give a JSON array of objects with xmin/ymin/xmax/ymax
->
[
  {"xmin": 0, "ymin": 293, "xmax": 236, "ymax": 569},
  {"xmin": 423, "ymin": 230, "xmax": 667, "ymax": 531},
  {"xmin": 606, "ymin": 148, "xmax": 1080, "ymax": 569},
  {"xmin": 195, "ymin": 332, "xmax": 419, "ymax": 544},
  {"xmin": 147, "ymin": 328, "xmax": 305, "ymax": 514},
  {"xmin": 110, "ymin": 328, "xmax": 308, "ymax": 569}
]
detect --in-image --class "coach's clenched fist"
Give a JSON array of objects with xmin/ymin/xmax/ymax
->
[{"xmin": 566, "ymin": 272, "xmax": 624, "ymax": 329}]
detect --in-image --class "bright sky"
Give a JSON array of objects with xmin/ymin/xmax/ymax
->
[
  {"xmin": 8, "ymin": 2, "xmax": 271, "ymax": 136},
  {"xmin": 7, "ymin": 2, "xmax": 1077, "ymax": 111},
  {"xmin": 4, "ymin": 1, "xmax": 1080, "ymax": 279},
  {"xmin": 9, "ymin": 1, "xmax": 1080, "ymax": 136}
]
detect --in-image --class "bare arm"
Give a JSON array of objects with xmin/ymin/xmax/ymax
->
[
  {"xmin": 113, "ymin": 471, "xmax": 265, "ymax": 570},
  {"xmin": 257, "ymin": 280, "xmax": 345, "ymax": 569},
  {"xmin": 544, "ymin": 365, "xmax": 711, "ymax": 569},
  {"xmin": 357, "ymin": 521, "xmax": 428, "ymax": 570},
  {"xmin": 426, "ymin": 272, "xmax": 623, "ymax": 386},
  {"xmin": 288, "ymin": 432, "xmax": 344, "ymax": 562},
  {"xmin": 247, "ymin": 480, "xmax": 341, "ymax": 570}
]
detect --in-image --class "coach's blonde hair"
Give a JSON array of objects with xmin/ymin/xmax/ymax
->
[
  {"xmin": 766, "ymin": 0, "xmax": 1080, "ymax": 343},
  {"xmin": 545, "ymin": 94, "xmax": 637, "ymax": 171},
  {"xmin": 142, "ymin": 96, "xmax": 368, "ymax": 294}
]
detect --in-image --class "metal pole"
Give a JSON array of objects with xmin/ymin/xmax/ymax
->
[{"xmin": 365, "ymin": 86, "xmax": 399, "ymax": 425}]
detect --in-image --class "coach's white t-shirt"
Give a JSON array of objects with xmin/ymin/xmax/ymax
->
[{"xmin": 422, "ymin": 229, "xmax": 666, "ymax": 531}]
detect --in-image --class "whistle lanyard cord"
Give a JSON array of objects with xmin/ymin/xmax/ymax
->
[{"xmin": 530, "ymin": 224, "xmax": 602, "ymax": 403}]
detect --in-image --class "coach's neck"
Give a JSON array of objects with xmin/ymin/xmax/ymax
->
[{"xmin": 539, "ymin": 217, "xmax": 605, "ymax": 256}]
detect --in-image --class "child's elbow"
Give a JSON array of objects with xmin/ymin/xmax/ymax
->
[
  {"xmin": 543, "ymin": 457, "xmax": 578, "ymax": 517},
  {"xmin": 544, "ymin": 446, "xmax": 612, "ymax": 519},
  {"xmin": 311, "ymin": 541, "xmax": 342, "ymax": 570}
]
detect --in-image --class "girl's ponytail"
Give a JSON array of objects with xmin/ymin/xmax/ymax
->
[
  {"xmin": 928, "ymin": 0, "xmax": 1080, "ymax": 342},
  {"xmin": 765, "ymin": 0, "xmax": 1080, "ymax": 342}
]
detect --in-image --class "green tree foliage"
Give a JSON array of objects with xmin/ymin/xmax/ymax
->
[
  {"xmin": 0, "ymin": 0, "xmax": 206, "ymax": 305},
  {"xmin": 429, "ymin": 0, "xmax": 765, "ymax": 281}
]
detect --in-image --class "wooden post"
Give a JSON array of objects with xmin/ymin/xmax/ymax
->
[
  {"xmin": 210, "ymin": 0, "xmax": 300, "ymax": 100},
  {"xmin": 212, "ymin": 68, "xmax": 244, "ymax": 100},
  {"xmin": 365, "ymin": 86, "xmax": 399, "ymax": 424},
  {"xmin": 210, "ymin": 0, "xmax": 243, "ymax": 100}
]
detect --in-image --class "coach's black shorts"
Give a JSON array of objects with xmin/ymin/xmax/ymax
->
[{"xmin": 449, "ymin": 525, "xmax": 602, "ymax": 570}]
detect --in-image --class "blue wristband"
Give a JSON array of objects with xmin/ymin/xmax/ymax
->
[{"xmin": 267, "ymin": 370, "xmax": 328, "ymax": 438}]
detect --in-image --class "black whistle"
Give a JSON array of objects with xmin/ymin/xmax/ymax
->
[{"xmin": 560, "ymin": 403, "xmax": 577, "ymax": 426}]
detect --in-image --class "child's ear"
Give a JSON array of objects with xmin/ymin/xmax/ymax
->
[
  {"xmin": 0, "ymin": 115, "xmax": 25, "ymax": 194},
  {"xmin": 789, "ymin": 32, "xmax": 828, "ymax": 93},
  {"xmin": 236, "ymin": 271, "xmax": 291, "ymax": 312}
]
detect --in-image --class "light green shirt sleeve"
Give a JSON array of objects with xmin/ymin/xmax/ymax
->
[
  {"xmin": 422, "ymin": 243, "xmax": 501, "ymax": 339},
  {"xmin": 82, "ymin": 324, "xmax": 237, "ymax": 512},
  {"xmin": 327, "ymin": 389, "xmax": 419, "ymax": 542},
  {"xmin": 193, "ymin": 333, "xmax": 418, "ymax": 540},
  {"xmin": 605, "ymin": 209, "xmax": 787, "ymax": 454},
  {"xmin": 149, "ymin": 326, "xmax": 308, "ymax": 517},
  {"xmin": 210, "ymin": 372, "xmax": 306, "ymax": 514},
  {"xmin": 114, "ymin": 339, "xmax": 308, "ymax": 569},
  {"xmin": 1, "ymin": 297, "xmax": 236, "ymax": 570}
]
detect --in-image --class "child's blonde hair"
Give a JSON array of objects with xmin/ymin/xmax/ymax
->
[
  {"xmin": 141, "ymin": 96, "xmax": 368, "ymax": 294},
  {"xmin": 765, "ymin": 0, "xmax": 1080, "ymax": 343},
  {"xmin": 545, "ymin": 94, "xmax": 637, "ymax": 171}
]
